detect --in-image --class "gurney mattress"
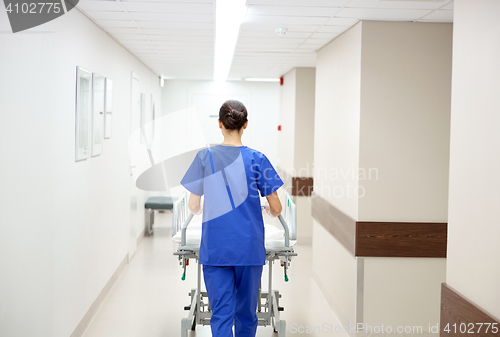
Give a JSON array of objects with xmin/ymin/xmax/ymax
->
[{"xmin": 172, "ymin": 222, "xmax": 296, "ymax": 250}]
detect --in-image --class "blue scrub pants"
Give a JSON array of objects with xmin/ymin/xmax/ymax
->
[{"xmin": 202, "ymin": 265, "xmax": 263, "ymax": 337}]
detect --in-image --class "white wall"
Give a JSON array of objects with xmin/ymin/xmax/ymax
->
[
  {"xmin": 315, "ymin": 23, "xmax": 362, "ymax": 220},
  {"xmin": 160, "ymin": 79, "xmax": 280, "ymax": 165},
  {"xmin": 358, "ymin": 21, "xmax": 452, "ymax": 222},
  {"xmin": 278, "ymin": 69, "xmax": 297, "ymax": 171},
  {"xmin": 446, "ymin": 0, "xmax": 500, "ymax": 319},
  {"xmin": 0, "ymin": 7, "xmax": 160, "ymax": 337}
]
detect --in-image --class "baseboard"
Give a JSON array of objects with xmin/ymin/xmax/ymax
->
[{"xmin": 69, "ymin": 254, "xmax": 129, "ymax": 337}]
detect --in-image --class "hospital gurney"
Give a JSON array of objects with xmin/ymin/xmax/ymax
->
[{"xmin": 172, "ymin": 192, "xmax": 298, "ymax": 337}]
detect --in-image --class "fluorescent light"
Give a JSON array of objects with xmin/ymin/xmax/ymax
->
[
  {"xmin": 214, "ymin": 0, "xmax": 247, "ymax": 82},
  {"xmin": 244, "ymin": 78, "xmax": 281, "ymax": 82}
]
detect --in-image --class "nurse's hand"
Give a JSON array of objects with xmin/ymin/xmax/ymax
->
[
  {"xmin": 188, "ymin": 193, "xmax": 203, "ymax": 215},
  {"xmin": 264, "ymin": 200, "xmax": 271, "ymax": 216},
  {"xmin": 265, "ymin": 191, "xmax": 282, "ymax": 218}
]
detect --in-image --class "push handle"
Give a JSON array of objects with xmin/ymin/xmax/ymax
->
[
  {"xmin": 262, "ymin": 205, "xmax": 290, "ymax": 248},
  {"xmin": 277, "ymin": 214, "xmax": 290, "ymax": 248},
  {"xmin": 181, "ymin": 213, "xmax": 195, "ymax": 246}
]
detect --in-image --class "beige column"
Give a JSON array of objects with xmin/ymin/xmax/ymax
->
[{"xmin": 313, "ymin": 20, "xmax": 452, "ymax": 330}]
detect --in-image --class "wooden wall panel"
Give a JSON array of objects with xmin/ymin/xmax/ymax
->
[
  {"xmin": 356, "ymin": 222, "xmax": 447, "ymax": 258},
  {"xmin": 291, "ymin": 177, "xmax": 313, "ymax": 196},
  {"xmin": 311, "ymin": 194, "xmax": 448, "ymax": 258}
]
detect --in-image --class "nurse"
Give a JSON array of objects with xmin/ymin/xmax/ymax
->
[{"xmin": 180, "ymin": 100, "xmax": 283, "ymax": 337}]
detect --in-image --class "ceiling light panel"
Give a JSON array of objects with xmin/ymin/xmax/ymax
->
[{"xmin": 214, "ymin": 0, "xmax": 247, "ymax": 81}]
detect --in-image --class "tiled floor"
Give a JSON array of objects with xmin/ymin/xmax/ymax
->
[{"xmin": 81, "ymin": 211, "xmax": 348, "ymax": 337}]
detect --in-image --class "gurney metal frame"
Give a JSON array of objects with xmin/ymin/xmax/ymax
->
[{"xmin": 172, "ymin": 192, "xmax": 298, "ymax": 337}]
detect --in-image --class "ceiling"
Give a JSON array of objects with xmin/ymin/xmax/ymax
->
[{"xmin": 77, "ymin": 0, "xmax": 454, "ymax": 80}]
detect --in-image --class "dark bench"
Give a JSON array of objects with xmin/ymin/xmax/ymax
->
[{"xmin": 145, "ymin": 196, "xmax": 177, "ymax": 235}]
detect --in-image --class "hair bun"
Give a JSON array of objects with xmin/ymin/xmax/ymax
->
[{"xmin": 219, "ymin": 100, "xmax": 248, "ymax": 130}]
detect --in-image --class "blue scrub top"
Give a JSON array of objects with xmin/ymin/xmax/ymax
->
[{"xmin": 180, "ymin": 145, "xmax": 283, "ymax": 266}]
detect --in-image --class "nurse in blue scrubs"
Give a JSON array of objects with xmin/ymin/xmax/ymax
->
[{"xmin": 181, "ymin": 100, "xmax": 283, "ymax": 337}]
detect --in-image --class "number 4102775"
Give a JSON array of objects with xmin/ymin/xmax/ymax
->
[
  {"xmin": 5, "ymin": 2, "xmax": 62, "ymax": 14},
  {"xmin": 443, "ymin": 323, "xmax": 498, "ymax": 334}
]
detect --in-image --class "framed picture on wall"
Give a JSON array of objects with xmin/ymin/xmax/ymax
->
[
  {"xmin": 104, "ymin": 78, "xmax": 113, "ymax": 139},
  {"xmin": 75, "ymin": 66, "xmax": 92, "ymax": 162},
  {"xmin": 139, "ymin": 92, "xmax": 146, "ymax": 145},
  {"xmin": 151, "ymin": 94, "xmax": 155, "ymax": 144},
  {"xmin": 91, "ymin": 73, "xmax": 105, "ymax": 157}
]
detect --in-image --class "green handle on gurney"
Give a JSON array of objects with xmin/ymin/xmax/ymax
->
[
  {"xmin": 181, "ymin": 272, "xmax": 186, "ymax": 281},
  {"xmin": 284, "ymin": 274, "xmax": 289, "ymax": 282}
]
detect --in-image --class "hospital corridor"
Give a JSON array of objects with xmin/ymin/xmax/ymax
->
[{"xmin": 1, "ymin": 0, "xmax": 499, "ymax": 337}]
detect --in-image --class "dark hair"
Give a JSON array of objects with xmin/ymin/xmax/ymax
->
[{"xmin": 219, "ymin": 100, "xmax": 248, "ymax": 130}]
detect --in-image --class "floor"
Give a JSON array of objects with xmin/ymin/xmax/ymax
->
[{"xmin": 81, "ymin": 211, "xmax": 348, "ymax": 337}]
